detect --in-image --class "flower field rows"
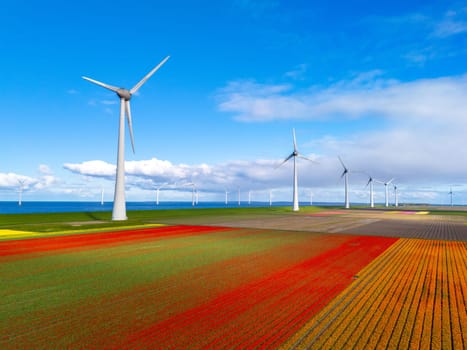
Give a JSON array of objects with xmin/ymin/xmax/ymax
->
[
  {"xmin": 0, "ymin": 225, "xmax": 396, "ymax": 349},
  {"xmin": 283, "ymin": 238, "xmax": 467, "ymax": 349}
]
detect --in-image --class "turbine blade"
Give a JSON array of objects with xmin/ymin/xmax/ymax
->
[
  {"xmin": 82, "ymin": 76, "xmax": 120, "ymax": 92},
  {"xmin": 387, "ymin": 178, "xmax": 395, "ymax": 185},
  {"xmin": 338, "ymin": 156, "xmax": 347, "ymax": 171},
  {"xmin": 130, "ymin": 56, "xmax": 170, "ymax": 94},
  {"xmin": 365, "ymin": 178, "xmax": 371, "ymax": 187},
  {"xmin": 341, "ymin": 169, "xmax": 347, "ymax": 178},
  {"xmin": 298, "ymin": 154, "xmax": 318, "ymax": 163},
  {"xmin": 276, "ymin": 153, "xmax": 294, "ymax": 169},
  {"xmin": 125, "ymin": 101, "xmax": 135, "ymax": 154},
  {"xmin": 292, "ymin": 128, "xmax": 297, "ymax": 152}
]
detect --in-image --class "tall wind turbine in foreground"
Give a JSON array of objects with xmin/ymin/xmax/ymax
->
[
  {"xmin": 82, "ymin": 56, "xmax": 170, "ymax": 220},
  {"xmin": 338, "ymin": 156, "xmax": 350, "ymax": 209},
  {"xmin": 278, "ymin": 129, "xmax": 314, "ymax": 211}
]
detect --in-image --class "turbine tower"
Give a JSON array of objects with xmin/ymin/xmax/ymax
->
[
  {"xmin": 449, "ymin": 187, "xmax": 453, "ymax": 207},
  {"xmin": 278, "ymin": 128, "xmax": 315, "ymax": 211},
  {"xmin": 366, "ymin": 175, "xmax": 375, "ymax": 208},
  {"xmin": 237, "ymin": 187, "xmax": 241, "ymax": 206},
  {"xmin": 338, "ymin": 156, "xmax": 350, "ymax": 209},
  {"xmin": 225, "ymin": 189, "xmax": 229, "ymax": 205},
  {"xmin": 269, "ymin": 190, "xmax": 273, "ymax": 207},
  {"xmin": 82, "ymin": 56, "xmax": 170, "ymax": 220},
  {"xmin": 100, "ymin": 186, "xmax": 104, "ymax": 205},
  {"xmin": 248, "ymin": 190, "xmax": 251, "ymax": 205}
]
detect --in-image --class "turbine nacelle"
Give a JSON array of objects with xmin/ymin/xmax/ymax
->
[{"xmin": 117, "ymin": 89, "xmax": 132, "ymax": 101}]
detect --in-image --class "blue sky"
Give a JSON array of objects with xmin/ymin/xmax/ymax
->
[{"xmin": 1, "ymin": 0, "xmax": 467, "ymax": 204}]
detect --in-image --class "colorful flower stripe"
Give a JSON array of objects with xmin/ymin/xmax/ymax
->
[
  {"xmin": 0, "ymin": 225, "xmax": 236, "ymax": 258},
  {"xmin": 120, "ymin": 235, "xmax": 396, "ymax": 349},
  {"xmin": 283, "ymin": 239, "xmax": 467, "ymax": 349},
  {"xmin": 1, "ymin": 230, "xmax": 356, "ymax": 349}
]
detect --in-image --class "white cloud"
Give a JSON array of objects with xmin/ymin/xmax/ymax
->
[
  {"xmin": 38, "ymin": 164, "xmax": 52, "ymax": 175},
  {"xmin": 217, "ymin": 73, "xmax": 467, "ymax": 123},
  {"xmin": 63, "ymin": 160, "xmax": 116, "ymax": 177}
]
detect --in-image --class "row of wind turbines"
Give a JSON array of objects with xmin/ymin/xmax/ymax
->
[{"xmin": 279, "ymin": 129, "xmax": 401, "ymax": 212}]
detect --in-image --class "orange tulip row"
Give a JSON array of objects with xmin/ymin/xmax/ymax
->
[{"xmin": 282, "ymin": 238, "xmax": 466, "ymax": 349}]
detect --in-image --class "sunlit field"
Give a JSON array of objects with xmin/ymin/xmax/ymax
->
[{"xmin": 1, "ymin": 207, "xmax": 465, "ymax": 349}]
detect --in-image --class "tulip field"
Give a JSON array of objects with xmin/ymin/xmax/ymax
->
[{"xmin": 0, "ymin": 210, "xmax": 466, "ymax": 349}]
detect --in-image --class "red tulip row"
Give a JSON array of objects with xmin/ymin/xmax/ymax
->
[
  {"xmin": 120, "ymin": 235, "xmax": 396, "ymax": 349},
  {"xmin": 0, "ymin": 225, "xmax": 235, "ymax": 258}
]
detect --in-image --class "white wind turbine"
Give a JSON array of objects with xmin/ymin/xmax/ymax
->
[
  {"xmin": 82, "ymin": 56, "xmax": 170, "ymax": 220},
  {"xmin": 18, "ymin": 180, "xmax": 25, "ymax": 206},
  {"xmin": 155, "ymin": 183, "xmax": 168, "ymax": 206},
  {"xmin": 309, "ymin": 189, "xmax": 313, "ymax": 206},
  {"xmin": 278, "ymin": 128, "xmax": 315, "ymax": 211},
  {"xmin": 365, "ymin": 175, "xmax": 375, "ymax": 208},
  {"xmin": 248, "ymin": 190, "xmax": 252, "ymax": 205},
  {"xmin": 185, "ymin": 182, "xmax": 197, "ymax": 206},
  {"xmin": 225, "ymin": 188, "xmax": 229, "ymax": 205},
  {"xmin": 376, "ymin": 178, "xmax": 394, "ymax": 207},
  {"xmin": 237, "ymin": 187, "xmax": 241, "ymax": 206},
  {"xmin": 449, "ymin": 187, "xmax": 453, "ymax": 207},
  {"xmin": 269, "ymin": 190, "xmax": 273, "ymax": 207},
  {"xmin": 100, "ymin": 186, "xmax": 104, "ymax": 205},
  {"xmin": 393, "ymin": 184, "xmax": 399, "ymax": 207},
  {"xmin": 338, "ymin": 156, "xmax": 351, "ymax": 209}
]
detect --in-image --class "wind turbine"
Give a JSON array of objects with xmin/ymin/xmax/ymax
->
[
  {"xmin": 248, "ymin": 190, "xmax": 252, "ymax": 205},
  {"xmin": 278, "ymin": 128, "xmax": 315, "ymax": 211},
  {"xmin": 185, "ymin": 182, "xmax": 196, "ymax": 206},
  {"xmin": 225, "ymin": 189, "xmax": 229, "ymax": 205},
  {"xmin": 237, "ymin": 187, "xmax": 241, "ymax": 206},
  {"xmin": 100, "ymin": 186, "xmax": 104, "ymax": 205},
  {"xmin": 18, "ymin": 180, "xmax": 25, "ymax": 206},
  {"xmin": 269, "ymin": 190, "xmax": 273, "ymax": 207},
  {"xmin": 449, "ymin": 187, "xmax": 453, "ymax": 207},
  {"xmin": 365, "ymin": 175, "xmax": 375, "ymax": 208},
  {"xmin": 338, "ymin": 156, "xmax": 350, "ymax": 209},
  {"xmin": 82, "ymin": 56, "xmax": 170, "ymax": 220},
  {"xmin": 376, "ymin": 178, "xmax": 394, "ymax": 207},
  {"xmin": 394, "ymin": 184, "xmax": 399, "ymax": 207},
  {"xmin": 309, "ymin": 189, "xmax": 313, "ymax": 206},
  {"xmin": 155, "ymin": 183, "xmax": 168, "ymax": 206}
]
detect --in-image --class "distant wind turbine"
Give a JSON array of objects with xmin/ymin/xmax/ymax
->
[
  {"xmin": 18, "ymin": 180, "xmax": 25, "ymax": 206},
  {"xmin": 376, "ymin": 178, "xmax": 394, "ymax": 207},
  {"xmin": 309, "ymin": 189, "xmax": 313, "ymax": 206},
  {"xmin": 101, "ymin": 186, "xmax": 104, "ymax": 205},
  {"xmin": 155, "ymin": 183, "xmax": 168, "ymax": 206},
  {"xmin": 278, "ymin": 128, "xmax": 315, "ymax": 211},
  {"xmin": 185, "ymin": 182, "xmax": 196, "ymax": 206},
  {"xmin": 269, "ymin": 190, "xmax": 273, "ymax": 207},
  {"xmin": 338, "ymin": 156, "xmax": 351, "ymax": 209},
  {"xmin": 449, "ymin": 187, "xmax": 453, "ymax": 207},
  {"xmin": 82, "ymin": 56, "xmax": 170, "ymax": 220},
  {"xmin": 225, "ymin": 189, "xmax": 229, "ymax": 205},
  {"xmin": 365, "ymin": 175, "xmax": 375, "ymax": 208},
  {"xmin": 394, "ymin": 184, "xmax": 399, "ymax": 207},
  {"xmin": 248, "ymin": 190, "xmax": 251, "ymax": 205},
  {"xmin": 237, "ymin": 187, "xmax": 241, "ymax": 206}
]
